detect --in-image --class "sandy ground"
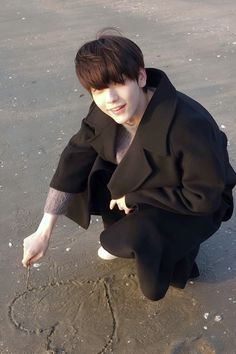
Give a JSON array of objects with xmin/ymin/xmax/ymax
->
[{"xmin": 0, "ymin": 0, "xmax": 236, "ymax": 353}]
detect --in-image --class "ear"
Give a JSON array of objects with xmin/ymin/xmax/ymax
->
[{"xmin": 138, "ymin": 68, "xmax": 147, "ymax": 88}]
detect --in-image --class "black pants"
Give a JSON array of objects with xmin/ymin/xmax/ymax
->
[{"xmin": 92, "ymin": 172, "xmax": 221, "ymax": 301}]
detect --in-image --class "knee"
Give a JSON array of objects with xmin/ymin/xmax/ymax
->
[
  {"xmin": 141, "ymin": 286, "xmax": 167, "ymax": 301},
  {"xmin": 138, "ymin": 272, "xmax": 168, "ymax": 301}
]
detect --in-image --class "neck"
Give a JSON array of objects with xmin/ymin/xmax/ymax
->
[{"xmin": 124, "ymin": 88, "xmax": 154, "ymax": 127}]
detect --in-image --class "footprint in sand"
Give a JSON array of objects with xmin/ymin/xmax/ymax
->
[{"xmin": 169, "ymin": 336, "xmax": 218, "ymax": 354}]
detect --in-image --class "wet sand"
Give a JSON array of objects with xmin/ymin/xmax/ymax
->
[{"xmin": 0, "ymin": 1, "xmax": 236, "ymax": 353}]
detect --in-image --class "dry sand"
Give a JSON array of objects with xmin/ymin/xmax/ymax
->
[{"xmin": 0, "ymin": 1, "xmax": 236, "ymax": 353}]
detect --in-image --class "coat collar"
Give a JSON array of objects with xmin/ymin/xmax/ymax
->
[
  {"xmin": 139, "ymin": 68, "xmax": 177, "ymax": 155},
  {"xmin": 86, "ymin": 69, "xmax": 178, "ymax": 197},
  {"xmin": 87, "ymin": 68, "xmax": 177, "ymax": 157},
  {"xmin": 86, "ymin": 103, "xmax": 118, "ymax": 162}
]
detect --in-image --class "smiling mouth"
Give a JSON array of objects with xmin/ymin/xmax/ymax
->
[{"xmin": 110, "ymin": 104, "xmax": 126, "ymax": 114}]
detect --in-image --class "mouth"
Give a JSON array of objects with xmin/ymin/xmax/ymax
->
[{"xmin": 110, "ymin": 104, "xmax": 126, "ymax": 114}]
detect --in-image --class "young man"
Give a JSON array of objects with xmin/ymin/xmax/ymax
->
[{"xmin": 22, "ymin": 31, "xmax": 236, "ymax": 301}]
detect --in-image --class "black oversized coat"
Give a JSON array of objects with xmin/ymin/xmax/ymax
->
[
  {"xmin": 51, "ymin": 68, "xmax": 236, "ymax": 226},
  {"xmin": 50, "ymin": 68, "xmax": 236, "ymax": 300}
]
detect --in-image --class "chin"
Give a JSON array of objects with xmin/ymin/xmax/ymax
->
[
  {"xmin": 116, "ymin": 118, "xmax": 131, "ymax": 125},
  {"xmin": 110, "ymin": 115, "xmax": 128, "ymax": 124}
]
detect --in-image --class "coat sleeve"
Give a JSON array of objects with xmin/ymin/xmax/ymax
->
[
  {"xmin": 126, "ymin": 115, "xmax": 227, "ymax": 215},
  {"xmin": 50, "ymin": 118, "xmax": 97, "ymax": 193}
]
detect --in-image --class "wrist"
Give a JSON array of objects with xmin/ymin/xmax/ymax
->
[
  {"xmin": 36, "ymin": 213, "xmax": 58, "ymax": 237},
  {"xmin": 36, "ymin": 227, "xmax": 52, "ymax": 240}
]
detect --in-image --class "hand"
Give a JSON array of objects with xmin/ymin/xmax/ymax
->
[
  {"xmin": 22, "ymin": 213, "xmax": 58, "ymax": 267},
  {"xmin": 110, "ymin": 196, "xmax": 133, "ymax": 215},
  {"xmin": 22, "ymin": 231, "xmax": 50, "ymax": 268}
]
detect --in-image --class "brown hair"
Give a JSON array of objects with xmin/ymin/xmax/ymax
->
[{"xmin": 75, "ymin": 29, "xmax": 145, "ymax": 92}]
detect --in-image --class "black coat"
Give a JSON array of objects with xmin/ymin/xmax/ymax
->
[
  {"xmin": 50, "ymin": 68, "xmax": 236, "ymax": 300},
  {"xmin": 51, "ymin": 68, "xmax": 236, "ymax": 227}
]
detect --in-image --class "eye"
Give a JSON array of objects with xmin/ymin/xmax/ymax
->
[{"xmin": 91, "ymin": 88, "xmax": 103, "ymax": 95}]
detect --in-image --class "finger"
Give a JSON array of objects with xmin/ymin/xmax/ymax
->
[
  {"xmin": 22, "ymin": 259, "xmax": 27, "ymax": 268},
  {"xmin": 110, "ymin": 200, "xmax": 116, "ymax": 210},
  {"xmin": 124, "ymin": 207, "xmax": 133, "ymax": 214},
  {"xmin": 23, "ymin": 252, "xmax": 42, "ymax": 268},
  {"xmin": 22, "ymin": 250, "xmax": 40, "ymax": 268},
  {"xmin": 22, "ymin": 248, "xmax": 31, "ymax": 267},
  {"xmin": 29, "ymin": 253, "xmax": 42, "ymax": 264},
  {"xmin": 22, "ymin": 256, "xmax": 31, "ymax": 268}
]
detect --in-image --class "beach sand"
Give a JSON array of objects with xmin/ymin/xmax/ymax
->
[{"xmin": 0, "ymin": 1, "xmax": 236, "ymax": 353}]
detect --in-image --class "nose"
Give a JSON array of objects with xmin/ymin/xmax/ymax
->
[{"xmin": 105, "ymin": 88, "xmax": 119, "ymax": 105}]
